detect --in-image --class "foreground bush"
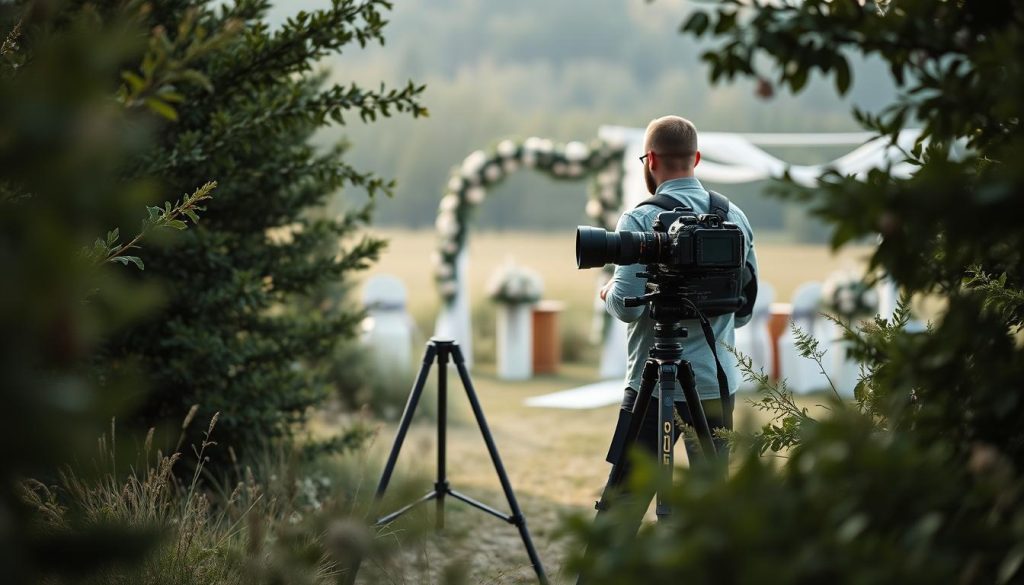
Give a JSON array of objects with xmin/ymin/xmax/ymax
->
[{"xmin": 571, "ymin": 2, "xmax": 1024, "ymax": 582}]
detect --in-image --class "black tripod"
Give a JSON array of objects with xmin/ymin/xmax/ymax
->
[
  {"xmin": 576, "ymin": 315, "xmax": 724, "ymax": 585},
  {"xmin": 348, "ymin": 338, "xmax": 548, "ymax": 585},
  {"xmin": 595, "ymin": 319, "xmax": 719, "ymax": 520}
]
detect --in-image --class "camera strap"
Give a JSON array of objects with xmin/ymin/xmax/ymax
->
[{"xmin": 682, "ymin": 298, "xmax": 734, "ymax": 430}]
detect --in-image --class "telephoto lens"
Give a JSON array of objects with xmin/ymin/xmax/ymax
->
[{"xmin": 575, "ymin": 226, "xmax": 661, "ymax": 269}]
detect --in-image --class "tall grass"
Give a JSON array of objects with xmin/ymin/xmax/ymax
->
[
  {"xmin": 20, "ymin": 411, "xmax": 358, "ymax": 585},
  {"xmin": 20, "ymin": 406, "xmax": 487, "ymax": 585}
]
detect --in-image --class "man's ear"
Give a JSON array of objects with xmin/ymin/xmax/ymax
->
[
  {"xmin": 648, "ymin": 151, "xmax": 658, "ymax": 171},
  {"xmin": 694, "ymin": 151, "xmax": 701, "ymax": 168}
]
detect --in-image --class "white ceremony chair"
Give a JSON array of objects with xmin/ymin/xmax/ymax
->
[
  {"xmin": 361, "ymin": 274, "xmax": 415, "ymax": 382},
  {"xmin": 777, "ymin": 282, "xmax": 836, "ymax": 394},
  {"xmin": 728, "ymin": 282, "xmax": 775, "ymax": 390}
]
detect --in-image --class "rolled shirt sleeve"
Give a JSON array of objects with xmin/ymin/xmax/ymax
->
[{"xmin": 605, "ymin": 212, "xmax": 648, "ymax": 323}]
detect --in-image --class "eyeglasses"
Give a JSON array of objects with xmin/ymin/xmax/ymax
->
[{"xmin": 639, "ymin": 151, "xmax": 694, "ymax": 164}]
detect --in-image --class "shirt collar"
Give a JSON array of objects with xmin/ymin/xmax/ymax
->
[{"xmin": 655, "ymin": 176, "xmax": 703, "ymax": 195}]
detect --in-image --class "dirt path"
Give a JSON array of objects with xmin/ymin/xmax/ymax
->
[{"xmin": 317, "ymin": 363, "xmax": 812, "ymax": 584}]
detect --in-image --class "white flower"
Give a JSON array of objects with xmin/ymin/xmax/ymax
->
[
  {"xmin": 435, "ymin": 211, "xmax": 459, "ymax": 237},
  {"xmin": 537, "ymin": 138, "xmax": 554, "ymax": 153},
  {"xmin": 447, "ymin": 176, "xmax": 465, "ymax": 193},
  {"xmin": 439, "ymin": 194, "xmax": 459, "ymax": 212},
  {"xmin": 440, "ymin": 280, "xmax": 458, "ymax": 297},
  {"xmin": 598, "ymin": 167, "xmax": 621, "ymax": 187},
  {"xmin": 466, "ymin": 186, "xmax": 486, "ymax": 204},
  {"xmin": 442, "ymin": 240, "xmax": 458, "ymax": 254},
  {"xmin": 484, "ymin": 163, "xmax": 502, "ymax": 182},
  {"xmin": 460, "ymin": 150, "xmax": 488, "ymax": 178},
  {"xmin": 523, "ymin": 136, "xmax": 543, "ymax": 154},
  {"xmin": 585, "ymin": 199, "xmax": 603, "ymax": 219},
  {"xmin": 435, "ymin": 263, "xmax": 453, "ymax": 278},
  {"xmin": 600, "ymin": 186, "xmax": 619, "ymax": 205},
  {"xmin": 521, "ymin": 151, "xmax": 537, "ymax": 168},
  {"xmin": 552, "ymin": 162, "xmax": 567, "ymax": 176},
  {"xmin": 602, "ymin": 136, "xmax": 625, "ymax": 150},
  {"xmin": 823, "ymin": 269, "xmax": 875, "ymax": 317},
  {"xmin": 567, "ymin": 162, "xmax": 583, "ymax": 177},
  {"xmin": 502, "ymin": 159, "xmax": 519, "ymax": 174},
  {"xmin": 497, "ymin": 139, "xmax": 517, "ymax": 158},
  {"xmin": 565, "ymin": 141, "xmax": 589, "ymax": 162},
  {"xmin": 487, "ymin": 261, "xmax": 543, "ymax": 303},
  {"xmin": 506, "ymin": 278, "xmax": 524, "ymax": 298}
]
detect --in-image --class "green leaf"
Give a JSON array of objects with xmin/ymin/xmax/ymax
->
[
  {"xmin": 681, "ymin": 12, "xmax": 710, "ymax": 35},
  {"xmin": 121, "ymin": 71, "xmax": 145, "ymax": 92},
  {"xmin": 166, "ymin": 219, "xmax": 188, "ymax": 230},
  {"xmin": 713, "ymin": 11, "xmax": 737, "ymax": 35},
  {"xmin": 183, "ymin": 208, "xmax": 200, "ymax": 224},
  {"xmin": 179, "ymin": 69, "xmax": 214, "ymax": 92},
  {"xmin": 789, "ymin": 66, "xmax": 808, "ymax": 93},
  {"xmin": 144, "ymin": 98, "xmax": 179, "ymax": 121},
  {"xmin": 122, "ymin": 256, "xmax": 145, "ymax": 270},
  {"xmin": 834, "ymin": 56, "xmax": 851, "ymax": 95},
  {"xmin": 158, "ymin": 90, "xmax": 186, "ymax": 104}
]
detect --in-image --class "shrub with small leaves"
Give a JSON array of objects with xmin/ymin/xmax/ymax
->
[{"xmin": 97, "ymin": 0, "xmax": 426, "ymax": 469}]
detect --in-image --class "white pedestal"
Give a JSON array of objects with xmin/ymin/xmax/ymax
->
[{"xmin": 497, "ymin": 303, "xmax": 533, "ymax": 380}]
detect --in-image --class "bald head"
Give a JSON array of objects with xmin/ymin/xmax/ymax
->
[{"xmin": 644, "ymin": 115, "xmax": 698, "ymax": 172}]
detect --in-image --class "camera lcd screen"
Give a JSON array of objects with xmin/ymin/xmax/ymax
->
[{"xmin": 699, "ymin": 234, "xmax": 738, "ymax": 265}]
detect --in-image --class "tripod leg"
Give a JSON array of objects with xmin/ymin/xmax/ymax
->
[
  {"xmin": 598, "ymin": 359, "xmax": 658, "ymax": 506},
  {"xmin": 655, "ymin": 363, "xmax": 678, "ymax": 520},
  {"xmin": 449, "ymin": 344, "xmax": 549, "ymax": 585},
  {"xmin": 375, "ymin": 342, "xmax": 438, "ymax": 498},
  {"xmin": 578, "ymin": 360, "xmax": 659, "ymax": 585},
  {"xmin": 435, "ymin": 343, "xmax": 449, "ymax": 530},
  {"xmin": 676, "ymin": 361, "xmax": 717, "ymax": 459}
]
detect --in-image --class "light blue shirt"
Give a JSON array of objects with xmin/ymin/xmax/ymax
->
[{"xmin": 606, "ymin": 177, "xmax": 758, "ymax": 401}]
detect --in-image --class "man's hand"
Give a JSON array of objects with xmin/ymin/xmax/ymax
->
[{"xmin": 600, "ymin": 279, "xmax": 613, "ymax": 302}]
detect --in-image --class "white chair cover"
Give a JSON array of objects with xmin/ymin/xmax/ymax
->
[
  {"xmin": 729, "ymin": 282, "xmax": 775, "ymax": 389},
  {"xmin": 361, "ymin": 275, "xmax": 414, "ymax": 381},
  {"xmin": 778, "ymin": 282, "xmax": 835, "ymax": 394}
]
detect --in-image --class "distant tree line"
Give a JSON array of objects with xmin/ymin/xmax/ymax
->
[{"xmin": 306, "ymin": 0, "xmax": 893, "ymax": 240}]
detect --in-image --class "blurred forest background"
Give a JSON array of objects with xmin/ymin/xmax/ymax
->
[{"xmin": 271, "ymin": 0, "xmax": 896, "ymax": 241}]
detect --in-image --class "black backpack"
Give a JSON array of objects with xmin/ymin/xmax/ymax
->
[{"xmin": 635, "ymin": 189, "xmax": 758, "ymax": 322}]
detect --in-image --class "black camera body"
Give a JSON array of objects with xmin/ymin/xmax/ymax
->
[
  {"xmin": 576, "ymin": 207, "xmax": 746, "ymax": 318},
  {"xmin": 653, "ymin": 209, "xmax": 744, "ymax": 271}
]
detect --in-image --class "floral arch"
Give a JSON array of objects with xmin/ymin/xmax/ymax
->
[
  {"xmin": 429, "ymin": 136, "xmax": 626, "ymax": 367},
  {"xmin": 432, "ymin": 126, "xmax": 922, "ymax": 371},
  {"xmin": 431, "ymin": 137, "xmax": 626, "ymax": 303}
]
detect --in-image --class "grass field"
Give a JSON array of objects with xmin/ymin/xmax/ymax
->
[{"xmin": 323, "ymin": 229, "xmax": 857, "ymax": 583}]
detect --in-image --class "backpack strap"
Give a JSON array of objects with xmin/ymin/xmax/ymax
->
[
  {"xmin": 634, "ymin": 193, "xmax": 686, "ymax": 211},
  {"xmin": 636, "ymin": 190, "xmax": 731, "ymax": 221},
  {"xmin": 708, "ymin": 189, "xmax": 730, "ymax": 221}
]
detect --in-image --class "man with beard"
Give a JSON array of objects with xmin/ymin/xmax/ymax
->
[{"xmin": 597, "ymin": 115, "xmax": 758, "ymax": 530}]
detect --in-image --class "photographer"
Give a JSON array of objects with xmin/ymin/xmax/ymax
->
[{"xmin": 598, "ymin": 115, "xmax": 758, "ymax": 516}]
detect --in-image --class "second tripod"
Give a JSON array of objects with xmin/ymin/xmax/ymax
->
[{"xmin": 356, "ymin": 338, "xmax": 547, "ymax": 585}]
